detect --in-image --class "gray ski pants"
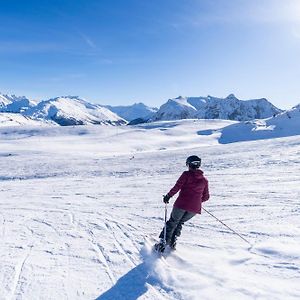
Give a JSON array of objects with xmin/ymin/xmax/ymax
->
[{"xmin": 159, "ymin": 207, "xmax": 196, "ymax": 244}]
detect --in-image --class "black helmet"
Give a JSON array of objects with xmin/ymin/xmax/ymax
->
[{"xmin": 186, "ymin": 155, "xmax": 201, "ymax": 169}]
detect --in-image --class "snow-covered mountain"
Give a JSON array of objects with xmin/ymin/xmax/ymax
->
[
  {"xmin": 0, "ymin": 92, "xmax": 286, "ymax": 127},
  {"xmin": 0, "ymin": 112, "xmax": 45, "ymax": 127},
  {"xmin": 104, "ymin": 102, "xmax": 158, "ymax": 121},
  {"xmin": 24, "ymin": 96, "xmax": 127, "ymax": 126},
  {"xmin": 0, "ymin": 93, "xmax": 35, "ymax": 113},
  {"xmin": 219, "ymin": 103, "xmax": 300, "ymax": 143},
  {"xmin": 153, "ymin": 94, "xmax": 282, "ymax": 121}
]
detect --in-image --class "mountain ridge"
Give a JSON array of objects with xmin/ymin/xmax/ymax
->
[
  {"xmin": 152, "ymin": 94, "xmax": 282, "ymax": 122},
  {"xmin": 0, "ymin": 92, "xmax": 288, "ymax": 127}
]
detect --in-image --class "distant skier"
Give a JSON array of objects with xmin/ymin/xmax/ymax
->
[{"xmin": 155, "ymin": 155, "xmax": 209, "ymax": 251}]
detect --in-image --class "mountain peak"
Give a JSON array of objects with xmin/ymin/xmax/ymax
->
[
  {"xmin": 49, "ymin": 96, "xmax": 83, "ymax": 102},
  {"xmin": 105, "ymin": 102, "xmax": 158, "ymax": 121},
  {"xmin": 292, "ymin": 103, "xmax": 300, "ymax": 109},
  {"xmin": 132, "ymin": 102, "xmax": 147, "ymax": 107},
  {"xmin": 226, "ymin": 94, "xmax": 237, "ymax": 100}
]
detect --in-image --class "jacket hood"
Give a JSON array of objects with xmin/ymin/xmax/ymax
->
[{"xmin": 189, "ymin": 169, "xmax": 204, "ymax": 178}]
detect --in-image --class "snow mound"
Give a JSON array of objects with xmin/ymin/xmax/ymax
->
[
  {"xmin": 219, "ymin": 103, "xmax": 300, "ymax": 143},
  {"xmin": 24, "ymin": 96, "xmax": 127, "ymax": 126},
  {"xmin": 153, "ymin": 94, "xmax": 282, "ymax": 121}
]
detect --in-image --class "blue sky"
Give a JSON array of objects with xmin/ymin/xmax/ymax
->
[{"xmin": 0, "ymin": 0, "xmax": 300, "ymax": 108}]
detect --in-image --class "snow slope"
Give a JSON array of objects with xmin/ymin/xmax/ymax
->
[
  {"xmin": 219, "ymin": 103, "xmax": 300, "ymax": 143},
  {"xmin": 24, "ymin": 96, "xmax": 127, "ymax": 126},
  {"xmin": 0, "ymin": 113, "xmax": 46, "ymax": 127},
  {"xmin": 153, "ymin": 94, "xmax": 282, "ymax": 121},
  {"xmin": 0, "ymin": 120, "xmax": 299, "ymax": 299},
  {"xmin": 0, "ymin": 94, "xmax": 11, "ymax": 107},
  {"xmin": 105, "ymin": 103, "xmax": 158, "ymax": 121}
]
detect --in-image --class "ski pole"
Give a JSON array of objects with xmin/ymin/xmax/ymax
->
[
  {"xmin": 202, "ymin": 207, "xmax": 252, "ymax": 246},
  {"xmin": 163, "ymin": 203, "xmax": 168, "ymax": 244}
]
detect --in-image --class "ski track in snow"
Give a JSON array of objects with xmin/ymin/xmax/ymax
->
[
  {"xmin": 0, "ymin": 121, "xmax": 299, "ymax": 299},
  {"xmin": 0, "ymin": 213, "xmax": 5, "ymax": 237},
  {"xmin": 10, "ymin": 245, "xmax": 33, "ymax": 299}
]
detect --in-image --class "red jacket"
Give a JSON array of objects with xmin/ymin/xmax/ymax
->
[{"xmin": 168, "ymin": 169, "xmax": 209, "ymax": 214}]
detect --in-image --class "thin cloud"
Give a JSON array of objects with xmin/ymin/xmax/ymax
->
[{"xmin": 79, "ymin": 33, "xmax": 97, "ymax": 49}]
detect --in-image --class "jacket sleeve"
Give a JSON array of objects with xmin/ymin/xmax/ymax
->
[
  {"xmin": 202, "ymin": 180, "xmax": 210, "ymax": 202},
  {"xmin": 168, "ymin": 172, "xmax": 187, "ymax": 197}
]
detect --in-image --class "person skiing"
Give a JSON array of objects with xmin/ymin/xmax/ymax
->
[{"xmin": 155, "ymin": 155, "xmax": 209, "ymax": 252}]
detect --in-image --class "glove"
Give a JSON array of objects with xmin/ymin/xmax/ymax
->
[{"xmin": 163, "ymin": 194, "xmax": 171, "ymax": 204}]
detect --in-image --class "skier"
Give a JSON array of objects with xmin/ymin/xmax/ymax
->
[{"xmin": 155, "ymin": 155, "xmax": 209, "ymax": 252}]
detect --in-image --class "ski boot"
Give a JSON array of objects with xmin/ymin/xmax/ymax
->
[
  {"xmin": 154, "ymin": 239, "xmax": 166, "ymax": 253},
  {"xmin": 169, "ymin": 236, "xmax": 177, "ymax": 251}
]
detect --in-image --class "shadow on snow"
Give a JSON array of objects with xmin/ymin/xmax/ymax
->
[{"xmin": 96, "ymin": 262, "xmax": 160, "ymax": 300}]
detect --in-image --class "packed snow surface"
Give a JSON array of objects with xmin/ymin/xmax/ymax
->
[{"xmin": 0, "ymin": 119, "xmax": 299, "ymax": 299}]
